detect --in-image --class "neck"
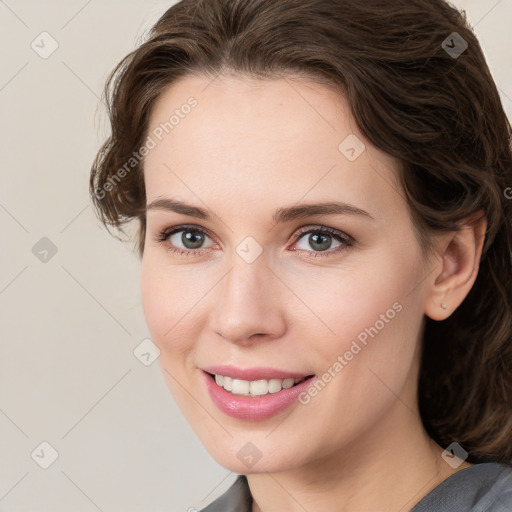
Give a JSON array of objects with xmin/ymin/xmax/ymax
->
[{"xmin": 247, "ymin": 390, "xmax": 471, "ymax": 512}]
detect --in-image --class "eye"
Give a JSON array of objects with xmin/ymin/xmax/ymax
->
[
  {"xmin": 291, "ymin": 226, "xmax": 353, "ymax": 257},
  {"xmin": 155, "ymin": 225, "xmax": 215, "ymax": 256}
]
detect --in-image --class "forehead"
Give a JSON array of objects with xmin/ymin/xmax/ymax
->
[{"xmin": 143, "ymin": 73, "xmax": 404, "ymax": 222}]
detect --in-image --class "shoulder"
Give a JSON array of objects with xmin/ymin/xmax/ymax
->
[
  {"xmin": 198, "ymin": 464, "xmax": 512, "ymax": 512},
  {"xmin": 411, "ymin": 462, "xmax": 512, "ymax": 512},
  {"xmin": 199, "ymin": 475, "xmax": 251, "ymax": 512}
]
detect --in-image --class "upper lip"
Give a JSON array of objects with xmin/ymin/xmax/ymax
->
[{"xmin": 201, "ymin": 365, "xmax": 313, "ymax": 381}]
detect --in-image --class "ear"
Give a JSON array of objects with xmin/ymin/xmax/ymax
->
[{"xmin": 424, "ymin": 210, "xmax": 487, "ymax": 321}]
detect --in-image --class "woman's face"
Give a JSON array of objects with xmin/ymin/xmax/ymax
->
[{"xmin": 141, "ymin": 73, "xmax": 433, "ymax": 473}]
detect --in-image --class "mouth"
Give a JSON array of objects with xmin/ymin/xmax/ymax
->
[
  {"xmin": 201, "ymin": 367, "xmax": 318, "ymax": 420},
  {"xmin": 204, "ymin": 371, "xmax": 315, "ymax": 397}
]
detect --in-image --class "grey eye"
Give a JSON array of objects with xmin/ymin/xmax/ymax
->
[
  {"xmin": 170, "ymin": 229, "xmax": 209, "ymax": 250},
  {"xmin": 295, "ymin": 231, "xmax": 342, "ymax": 252}
]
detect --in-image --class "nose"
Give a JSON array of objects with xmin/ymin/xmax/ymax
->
[{"xmin": 209, "ymin": 258, "xmax": 287, "ymax": 345}]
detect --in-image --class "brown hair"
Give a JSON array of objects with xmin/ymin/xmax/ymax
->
[{"xmin": 90, "ymin": 0, "xmax": 512, "ymax": 465}]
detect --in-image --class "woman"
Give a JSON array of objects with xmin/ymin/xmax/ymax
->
[{"xmin": 90, "ymin": 0, "xmax": 512, "ymax": 510}]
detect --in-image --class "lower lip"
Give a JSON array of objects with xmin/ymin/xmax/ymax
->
[{"xmin": 202, "ymin": 371, "xmax": 316, "ymax": 421}]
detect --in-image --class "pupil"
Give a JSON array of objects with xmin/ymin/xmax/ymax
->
[
  {"xmin": 182, "ymin": 230, "xmax": 204, "ymax": 249},
  {"xmin": 310, "ymin": 233, "xmax": 331, "ymax": 251}
]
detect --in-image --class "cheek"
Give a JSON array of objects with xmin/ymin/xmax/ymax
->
[
  {"xmin": 140, "ymin": 253, "xmax": 198, "ymax": 356},
  {"xmin": 286, "ymin": 256, "xmax": 424, "ymax": 449},
  {"xmin": 288, "ymin": 242, "xmax": 425, "ymax": 376},
  {"xmin": 288, "ymin": 261, "xmax": 411, "ymax": 342}
]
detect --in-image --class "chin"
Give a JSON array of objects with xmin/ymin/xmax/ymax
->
[{"xmin": 197, "ymin": 430, "xmax": 310, "ymax": 474}]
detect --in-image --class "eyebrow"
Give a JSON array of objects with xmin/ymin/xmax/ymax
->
[{"xmin": 146, "ymin": 198, "xmax": 374, "ymax": 224}]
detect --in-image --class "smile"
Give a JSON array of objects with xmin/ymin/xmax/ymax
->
[
  {"xmin": 201, "ymin": 367, "xmax": 317, "ymax": 420},
  {"xmin": 211, "ymin": 373, "xmax": 307, "ymax": 396}
]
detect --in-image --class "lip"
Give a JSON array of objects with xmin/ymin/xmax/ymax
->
[
  {"xmin": 201, "ymin": 369, "xmax": 316, "ymax": 421},
  {"xmin": 201, "ymin": 365, "xmax": 311, "ymax": 381}
]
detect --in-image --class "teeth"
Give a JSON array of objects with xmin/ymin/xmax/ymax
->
[
  {"xmin": 268, "ymin": 379, "xmax": 283, "ymax": 393},
  {"xmin": 232, "ymin": 379, "xmax": 250, "ymax": 395},
  {"xmin": 213, "ymin": 374, "xmax": 305, "ymax": 396},
  {"xmin": 249, "ymin": 380, "xmax": 268, "ymax": 396},
  {"xmin": 223, "ymin": 376, "xmax": 233, "ymax": 391},
  {"xmin": 282, "ymin": 378, "xmax": 295, "ymax": 389}
]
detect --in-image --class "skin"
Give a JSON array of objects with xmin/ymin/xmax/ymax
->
[{"xmin": 140, "ymin": 72, "xmax": 486, "ymax": 511}]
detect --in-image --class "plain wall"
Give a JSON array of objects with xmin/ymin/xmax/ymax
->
[{"xmin": 1, "ymin": 1, "xmax": 511, "ymax": 510}]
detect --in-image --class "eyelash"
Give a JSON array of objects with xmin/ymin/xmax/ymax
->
[{"xmin": 154, "ymin": 224, "xmax": 354, "ymax": 258}]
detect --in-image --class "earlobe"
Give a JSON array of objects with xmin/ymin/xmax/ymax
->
[{"xmin": 424, "ymin": 211, "xmax": 487, "ymax": 321}]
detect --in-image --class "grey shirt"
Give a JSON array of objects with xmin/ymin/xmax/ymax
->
[{"xmin": 200, "ymin": 463, "xmax": 512, "ymax": 511}]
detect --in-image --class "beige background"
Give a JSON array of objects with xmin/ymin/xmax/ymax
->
[{"xmin": 0, "ymin": 1, "xmax": 511, "ymax": 511}]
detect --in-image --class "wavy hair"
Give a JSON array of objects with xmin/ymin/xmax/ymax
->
[{"xmin": 90, "ymin": 0, "xmax": 512, "ymax": 464}]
